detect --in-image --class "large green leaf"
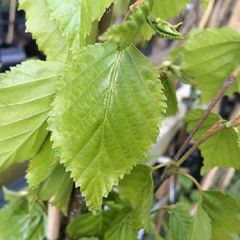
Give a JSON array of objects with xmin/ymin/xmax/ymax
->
[
  {"xmin": 189, "ymin": 205, "xmax": 211, "ymax": 240},
  {"xmin": 182, "ymin": 28, "xmax": 240, "ymax": 102},
  {"xmin": 45, "ymin": 0, "xmax": 116, "ymax": 50},
  {"xmin": 152, "ymin": 0, "xmax": 190, "ymax": 20},
  {"xmin": 0, "ymin": 190, "xmax": 46, "ymax": 240},
  {"xmin": 50, "ymin": 42, "xmax": 166, "ymax": 212},
  {"xmin": 168, "ymin": 204, "xmax": 192, "ymax": 240},
  {"xmin": 19, "ymin": 0, "xmax": 68, "ymax": 62},
  {"xmin": 27, "ymin": 137, "xmax": 58, "ymax": 190},
  {"xmin": 185, "ymin": 109, "xmax": 240, "ymax": 173},
  {"xmin": 201, "ymin": 191, "xmax": 240, "ymax": 240},
  {"xmin": 0, "ymin": 60, "xmax": 62, "ymax": 172},
  {"xmin": 118, "ymin": 165, "xmax": 153, "ymax": 229}
]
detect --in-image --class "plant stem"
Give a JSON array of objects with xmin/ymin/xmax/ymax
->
[
  {"xmin": 173, "ymin": 67, "xmax": 240, "ymax": 162},
  {"xmin": 151, "ymin": 160, "xmax": 176, "ymax": 171}
]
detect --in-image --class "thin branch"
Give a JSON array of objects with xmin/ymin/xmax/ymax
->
[{"xmin": 173, "ymin": 67, "xmax": 240, "ymax": 162}]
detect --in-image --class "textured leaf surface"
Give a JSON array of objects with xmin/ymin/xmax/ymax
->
[
  {"xmin": 27, "ymin": 137, "xmax": 58, "ymax": 190},
  {"xmin": 182, "ymin": 28, "xmax": 240, "ymax": 102},
  {"xmin": 119, "ymin": 165, "xmax": 153, "ymax": 229},
  {"xmin": 0, "ymin": 60, "xmax": 62, "ymax": 172},
  {"xmin": 152, "ymin": 0, "xmax": 190, "ymax": 20},
  {"xmin": 45, "ymin": 0, "xmax": 116, "ymax": 50},
  {"xmin": 50, "ymin": 42, "xmax": 166, "ymax": 212},
  {"xmin": 190, "ymin": 205, "xmax": 211, "ymax": 240},
  {"xmin": 185, "ymin": 109, "xmax": 240, "ymax": 173},
  {"xmin": 202, "ymin": 191, "xmax": 240, "ymax": 240},
  {"xmin": 168, "ymin": 204, "xmax": 192, "ymax": 240},
  {"xmin": 103, "ymin": 0, "xmax": 153, "ymax": 49},
  {"xmin": 0, "ymin": 191, "xmax": 46, "ymax": 240},
  {"xmin": 19, "ymin": 0, "xmax": 68, "ymax": 62},
  {"xmin": 35, "ymin": 165, "xmax": 72, "ymax": 214}
]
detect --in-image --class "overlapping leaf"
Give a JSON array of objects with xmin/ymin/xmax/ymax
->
[
  {"xmin": 118, "ymin": 165, "xmax": 153, "ymax": 229},
  {"xmin": 185, "ymin": 109, "xmax": 240, "ymax": 173},
  {"xmin": 50, "ymin": 42, "xmax": 166, "ymax": 212},
  {"xmin": 45, "ymin": 0, "xmax": 116, "ymax": 50},
  {"xmin": 0, "ymin": 60, "xmax": 62, "ymax": 172},
  {"xmin": 0, "ymin": 189, "xmax": 46, "ymax": 240},
  {"xmin": 19, "ymin": 0, "xmax": 68, "ymax": 62},
  {"xmin": 182, "ymin": 28, "xmax": 240, "ymax": 102}
]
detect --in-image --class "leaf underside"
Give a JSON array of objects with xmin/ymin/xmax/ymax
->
[{"xmin": 50, "ymin": 42, "xmax": 166, "ymax": 212}]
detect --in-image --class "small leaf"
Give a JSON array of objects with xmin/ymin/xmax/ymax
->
[
  {"xmin": 182, "ymin": 28, "xmax": 240, "ymax": 102},
  {"xmin": 185, "ymin": 109, "xmax": 240, "ymax": 173},
  {"xmin": 19, "ymin": 0, "xmax": 68, "ymax": 62},
  {"xmin": 103, "ymin": 0, "xmax": 153, "ymax": 49},
  {"xmin": 202, "ymin": 191, "xmax": 240, "ymax": 240},
  {"xmin": 0, "ymin": 191, "xmax": 46, "ymax": 240},
  {"xmin": 45, "ymin": 0, "xmax": 116, "ymax": 50},
  {"xmin": 152, "ymin": 0, "xmax": 190, "ymax": 20},
  {"xmin": 50, "ymin": 42, "xmax": 166, "ymax": 212},
  {"xmin": 160, "ymin": 74, "xmax": 178, "ymax": 116},
  {"xmin": 168, "ymin": 204, "xmax": 192, "ymax": 240},
  {"xmin": 0, "ymin": 60, "xmax": 62, "ymax": 172},
  {"xmin": 27, "ymin": 137, "xmax": 58, "ymax": 190},
  {"xmin": 35, "ymin": 164, "xmax": 73, "ymax": 214},
  {"xmin": 118, "ymin": 165, "xmax": 153, "ymax": 229},
  {"xmin": 190, "ymin": 205, "xmax": 211, "ymax": 240}
]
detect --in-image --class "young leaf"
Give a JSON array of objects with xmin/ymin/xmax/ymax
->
[
  {"xmin": 50, "ymin": 42, "xmax": 166, "ymax": 212},
  {"xmin": 34, "ymin": 164, "xmax": 73, "ymax": 214},
  {"xmin": 202, "ymin": 191, "xmax": 240, "ymax": 240},
  {"xmin": 189, "ymin": 205, "xmax": 211, "ymax": 240},
  {"xmin": 185, "ymin": 109, "xmax": 240, "ymax": 173},
  {"xmin": 152, "ymin": 0, "xmax": 190, "ymax": 20},
  {"xmin": 182, "ymin": 28, "xmax": 240, "ymax": 102},
  {"xmin": 0, "ymin": 60, "xmax": 62, "ymax": 172},
  {"xmin": 168, "ymin": 204, "xmax": 192, "ymax": 240},
  {"xmin": 0, "ymin": 191, "xmax": 46, "ymax": 240},
  {"xmin": 19, "ymin": 0, "xmax": 68, "ymax": 62},
  {"xmin": 118, "ymin": 165, "xmax": 153, "ymax": 229},
  {"xmin": 27, "ymin": 137, "xmax": 58, "ymax": 190},
  {"xmin": 103, "ymin": 0, "xmax": 153, "ymax": 49},
  {"xmin": 45, "ymin": 0, "xmax": 116, "ymax": 50}
]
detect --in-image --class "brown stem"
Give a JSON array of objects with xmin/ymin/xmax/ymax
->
[{"xmin": 173, "ymin": 73, "xmax": 238, "ymax": 162}]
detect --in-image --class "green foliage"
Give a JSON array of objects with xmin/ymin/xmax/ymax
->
[
  {"xmin": 0, "ymin": 189, "xmax": 46, "ymax": 240},
  {"xmin": 182, "ymin": 28, "xmax": 240, "ymax": 102},
  {"xmin": 152, "ymin": 0, "xmax": 190, "ymax": 20},
  {"xmin": 19, "ymin": 0, "xmax": 68, "ymax": 62},
  {"xmin": 103, "ymin": 0, "xmax": 153, "ymax": 49},
  {"xmin": 49, "ymin": 42, "xmax": 166, "ymax": 212},
  {"xmin": 185, "ymin": 109, "xmax": 240, "ymax": 173},
  {"xmin": 0, "ymin": 60, "xmax": 62, "ymax": 172},
  {"xmin": 45, "ymin": 0, "xmax": 116, "ymax": 51},
  {"xmin": 167, "ymin": 204, "xmax": 192, "ymax": 240}
]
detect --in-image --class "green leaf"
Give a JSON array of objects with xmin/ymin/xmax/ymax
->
[
  {"xmin": 0, "ymin": 60, "xmax": 62, "ymax": 172},
  {"xmin": 160, "ymin": 74, "xmax": 178, "ymax": 116},
  {"xmin": 50, "ymin": 42, "xmax": 166, "ymax": 212},
  {"xmin": 189, "ymin": 205, "xmax": 211, "ymax": 240},
  {"xmin": 185, "ymin": 109, "xmax": 240, "ymax": 173},
  {"xmin": 45, "ymin": 0, "xmax": 116, "ymax": 50},
  {"xmin": 27, "ymin": 137, "xmax": 58, "ymax": 190},
  {"xmin": 103, "ymin": 0, "xmax": 153, "ymax": 49},
  {"xmin": 19, "ymin": 0, "xmax": 68, "ymax": 62},
  {"xmin": 168, "ymin": 204, "xmax": 192, "ymax": 240},
  {"xmin": 118, "ymin": 165, "xmax": 153, "ymax": 229},
  {"xmin": 202, "ymin": 191, "xmax": 240, "ymax": 240},
  {"xmin": 182, "ymin": 28, "xmax": 240, "ymax": 102},
  {"xmin": 0, "ymin": 191, "xmax": 46, "ymax": 240},
  {"xmin": 152, "ymin": 0, "xmax": 190, "ymax": 20},
  {"xmin": 35, "ymin": 164, "xmax": 73, "ymax": 214}
]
